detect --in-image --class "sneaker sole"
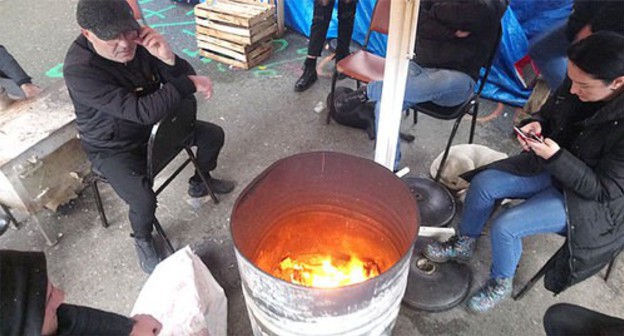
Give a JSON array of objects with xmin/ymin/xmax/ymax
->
[{"xmin": 423, "ymin": 251, "xmax": 471, "ymax": 264}]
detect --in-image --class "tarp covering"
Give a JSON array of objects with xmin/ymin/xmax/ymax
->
[{"xmin": 284, "ymin": 0, "xmax": 573, "ymax": 106}]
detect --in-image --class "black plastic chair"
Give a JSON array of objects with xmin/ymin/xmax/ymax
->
[
  {"xmin": 513, "ymin": 247, "xmax": 621, "ymax": 300},
  {"xmin": 412, "ymin": 28, "xmax": 502, "ymax": 182},
  {"xmin": 90, "ymin": 97, "xmax": 218, "ymax": 253}
]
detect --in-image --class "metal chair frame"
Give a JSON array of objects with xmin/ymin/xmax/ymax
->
[{"xmin": 90, "ymin": 99, "xmax": 218, "ymax": 254}]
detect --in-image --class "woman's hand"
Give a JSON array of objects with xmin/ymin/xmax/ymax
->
[
  {"xmin": 527, "ymin": 138, "xmax": 561, "ymax": 160},
  {"xmin": 517, "ymin": 121, "xmax": 542, "ymax": 151}
]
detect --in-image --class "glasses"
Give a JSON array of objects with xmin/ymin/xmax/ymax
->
[{"xmin": 102, "ymin": 29, "xmax": 139, "ymax": 43}]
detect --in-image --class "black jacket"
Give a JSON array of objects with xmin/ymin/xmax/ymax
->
[
  {"xmin": 565, "ymin": 0, "xmax": 624, "ymax": 42},
  {"xmin": 57, "ymin": 304, "xmax": 134, "ymax": 335},
  {"xmin": 63, "ymin": 35, "xmax": 197, "ymax": 155},
  {"xmin": 415, "ymin": 0, "xmax": 508, "ymax": 81},
  {"xmin": 465, "ymin": 80, "xmax": 624, "ymax": 294}
]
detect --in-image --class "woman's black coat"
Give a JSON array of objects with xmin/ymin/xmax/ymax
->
[{"xmin": 464, "ymin": 80, "xmax": 624, "ymax": 294}]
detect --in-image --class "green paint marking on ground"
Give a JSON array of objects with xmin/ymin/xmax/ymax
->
[
  {"xmin": 183, "ymin": 48, "xmax": 200, "ymax": 58},
  {"xmin": 138, "ymin": 0, "xmax": 153, "ymax": 4},
  {"xmin": 272, "ymin": 39, "xmax": 288, "ymax": 53},
  {"xmin": 150, "ymin": 21, "xmax": 195, "ymax": 28},
  {"xmin": 144, "ymin": 5, "xmax": 176, "ymax": 19},
  {"xmin": 182, "ymin": 29, "xmax": 196, "ymax": 37},
  {"xmin": 253, "ymin": 69, "xmax": 279, "ymax": 78},
  {"xmin": 45, "ymin": 63, "xmax": 64, "ymax": 78},
  {"xmin": 186, "ymin": 9, "xmax": 194, "ymax": 16},
  {"xmin": 296, "ymin": 48, "xmax": 308, "ymax": 55},
  {"xmin": 200, "ymin": 57, "xmax": 212, "ymax": 64},
  {"xmin": 216, "ymin": 63, "xmax": 227, "ymax": 72}
]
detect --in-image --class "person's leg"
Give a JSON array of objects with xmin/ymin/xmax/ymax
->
[
  {"xmin": 336, "ymin": 0, "xmax": 357, "ymax": 62},
  {"xmin": 544, "ymin": 303, "xmax": 624, "ymax": 335},
  {"xmin": 188, "ymin": 120, "xmax": 234, "ymax": 196},
  {"xmin": 528, "ymin": 22, "xmax": 569, "ymax": 90},
  {"xmin": 90, "ymin": 151, "xmax": 160, "ymax": 273},
  {"xmin": 295, "ymin": 0, "xmax": 336, "ymax": 91},
  {"xmin": 425, "ymin": 170, "xmax": 554, "ymax": 262}
]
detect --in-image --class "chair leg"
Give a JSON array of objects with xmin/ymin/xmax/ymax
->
[
  {"xmin": 513, "ymin": 253, "xmax": 558, "ymax": 300},
  {"xmin": 0, "ymin": 203, "xmax": 20, "ymax": 229},
  {"xmin": 605, "ymin": 252, "xmax": 620, "ymax": 282},
  {"xmin": 327, "ymin": 69, "xmax": 339, "ymax": 124},
  {"xmin": 469, "ymin": 101, "xmax": 479, "ymax": 144},
  {"xmin": 91, "ymin": 179, "xmax": 109, "ymax": 228},
  {"xmin": 434, "ymin": 117, "xmax": 463, "ymax": 182},
  {"xmin": 185, "ymin": 147, "xmax": 219, "ymax": 204},
  {"xmin": 153, "ymin": 218, "xmax": 174, "ymax": 254}
]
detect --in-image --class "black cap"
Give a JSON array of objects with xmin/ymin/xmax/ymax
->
[
  {"xmin": 0, "ymin": 250, "xmax": 48, "ymax": 336},
  {"xmin": 76, "ymin": 0, "xmax": 140, "ymax": 40}
]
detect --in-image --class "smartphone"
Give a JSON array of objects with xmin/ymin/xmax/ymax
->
[{"xmin": 513, "ymin": 126, "xmax": 544, "ymax": 143}]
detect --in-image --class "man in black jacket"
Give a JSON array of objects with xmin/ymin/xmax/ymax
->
[
  {"xmin": 336, "ymin": 0, "xmax": 507, "ymax": 167},
  {"xmin": 64, "ymin": 0, "xmax": 234, "ymax": 273},
  {"xmin": 0, "ymin": 250, "xmax": 161, "ymax": 336}
]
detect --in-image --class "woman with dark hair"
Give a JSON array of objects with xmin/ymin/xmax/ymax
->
[
  {"xmin": 424, "ymin": 31, "xmax": 624, "ymax": 312},
  {"xmin": 294, "ymin": 0, "xmax": 358, "ymax": 92}
]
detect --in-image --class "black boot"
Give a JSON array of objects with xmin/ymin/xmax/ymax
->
[
  {"xmin": 294, "ymin": 58, "xmax": 318, "ymax": 92},
  {"xmin": 133, "ymin": 235, "xmax": 160, "ymax": 273},
  {"xmin": 188, "ymin": 174, "xmax": 235, "ymax": 197}
]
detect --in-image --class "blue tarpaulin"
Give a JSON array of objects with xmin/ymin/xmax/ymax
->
[{"xmin": 284, "ymin": 0, "xmax": 573, "ymax": 106}]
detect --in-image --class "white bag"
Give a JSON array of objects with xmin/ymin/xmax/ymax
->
[{"xmin": 131, "ymin": 245, "xmax": 227, "ymax": 336}]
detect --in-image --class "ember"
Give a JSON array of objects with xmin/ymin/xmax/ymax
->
[{"xmin": 274, "ymin": 253, "xmax": 381, "ymax": 288}]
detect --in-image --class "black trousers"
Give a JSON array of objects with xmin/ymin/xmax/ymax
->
[
  {"xmin": 89, "ymin": 121, "xmax": 224, "ymax": 238},
  {"xmin": 307, "ymin": 0, "xmax": 357, "ymax": 62},
  {"xmin": 544, "ymin": 303, "xmax": 624, "ymax": 336}
]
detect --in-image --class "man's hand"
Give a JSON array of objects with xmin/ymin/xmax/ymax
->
[
  {"xmin": 20, "ymin": 83, "xmax": 42, "ymax": 98},
  {"xmin": 136, "ymin": 26, "xmax": 175, "ymax": 66},
  {"xmin": 527, "ymin": 138, "xmax": 560, "ymax": 160},
  {"xmin": 517, "ymin": 121, "xmax": 543, "ymax": 152},
  {"xmin": 188, "ymin": 75, "xmax": 213, "ymax": 100},
  {"xmin": 130, "ymin": 314, "xmax": 162, "ymax": 336},
  {"xmin": 454, "ymin": 30, "xmax": 471, "ymax": 38}
]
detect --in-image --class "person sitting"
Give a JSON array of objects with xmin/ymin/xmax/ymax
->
[
  {"xmin": 543, "ymin": 303, "xmax": 624, "ymax": 336},
  {"xmin": 424, "ymin": 32, "xmax": 624, "ymax": 312},
  {"xmin": 335, "ymin": 0, "xmax": 508, "ymax": 166},
  {"xmin": 63, "ymin": 0, "xmax": 234, "ymax": 273},
  {"xmin": 294, "ymin": 0, "xmax": 358, "ymax": 92},
  {"xmin": 529, "ymin": 0, "xmax": 624, "ymax": 90},
  {"xmin": 0, "ymin": 249, "xmax": 161, "ymax": 336},
  {"xmin": 0, "ymin": 45, "xmax": 42, "ymax": 106}
]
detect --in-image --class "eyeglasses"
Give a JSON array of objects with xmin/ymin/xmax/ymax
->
[{"xmin": 102, "ymin": 30, "xmax": 139, "ymax": 43}]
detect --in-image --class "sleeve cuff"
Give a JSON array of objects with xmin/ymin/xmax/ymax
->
[{"xmin": 169, "ymin": 76, "xmax": 196, "ymax": 97}]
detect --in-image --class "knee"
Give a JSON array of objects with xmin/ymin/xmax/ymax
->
[
  {"xmin": 129, "ymin": 189, "xmax": 157, "ymax": 216},
  {"xmin": 197, "ymin": 122, "xmax": 225, "ymax": 148},
  {"xmin": 543, "ymin": 303, "xmax": 574, "ymax": 332},
  {"xmin": 468, "ymin": 171, "xmax": 500, "ymax": 198}
]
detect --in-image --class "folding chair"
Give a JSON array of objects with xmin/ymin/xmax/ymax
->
[
  {"xmin": 89, "ymin": 97, "xmax": 218, "ymax": 253},
  {"xmin": 327, "ymin": 0, "xmax": 390, "ymax": 125},
  {"xmin": 412, "ymin": 27, "xmax": 502, "ymax": 182},
  {"xmin": 513, "ymin": 246, "xmax": 621, "ymax": 301}
]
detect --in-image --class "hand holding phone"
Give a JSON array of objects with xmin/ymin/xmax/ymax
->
[{"xmin": 514, "ymin": 126, "xmax": 544, "ymax": 143}]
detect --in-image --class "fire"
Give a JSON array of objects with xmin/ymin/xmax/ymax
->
[{"xmin": 273, "ymin": 253, "xmax": 381, "ymax": 288}]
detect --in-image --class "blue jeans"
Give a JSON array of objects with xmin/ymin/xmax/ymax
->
[
  {"xmin": 460, "ymin": 169, "xmax": 567, "ymax": 278},
  {"xmin": 367, "ymin": 62, "xmax": 475, "ymax": 168},
  {"xmin": 528, "ymin": 21, "xmax": 569, "ymax": 90}
]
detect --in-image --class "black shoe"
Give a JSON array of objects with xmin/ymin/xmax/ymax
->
[
  {"xmin": 294, "ymin": 66, "xmax": 318, "ymax": 92},
  {"xmin": 335, "ymin": 85, "xmax": 368, "ymax": 112},
  {"xmin": 188, "ymin": 178, "xmax": 235, "ymax": 198},
  {"xmin": 133, "ymin": 235, "xmax": 161, "ymax": 273}
]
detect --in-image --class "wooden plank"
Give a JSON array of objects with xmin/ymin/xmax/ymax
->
[
  {"xmin": 246, "ymin": 41, "xmax": 272, "ymax": 61},
  {"xmin": 196, "ymin": 2, "xmax": 256, "ymax": 19},
  {"xmin": 195, "ymin": 8, "xmax": 252, "ymax": 27},
  {"xmin": 199, "ymin": 49, "xmax": 251, "ymax": 69},
  {"xmin": 247, "ymin": 46, "xmax": 273, "ymax": 68},
  {"xmin": 249, "ymin": 18, "xmax": 275, "ymax": 36},
  {"xmin": 199, "ymin": 41, "xmax": 272, "ymax": 70},
  {"xmin": 196, "ymin": 17, "xmax": 252, "ymax": 37},
  {"xmin": 197, "ymin": 25, "xmax": 251, "ymax": 44},
  {"xmin": 198, "ymin": 40, "xmax": 247, "ymax": 61},
  {"xmin": 196, "ymin": 34, "xmax": 248, "ymax": 53},
  {"xmin": 249, "ymin": 22, "xmax": 277, "ymax": 44}
]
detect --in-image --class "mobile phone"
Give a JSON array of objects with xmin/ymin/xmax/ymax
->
[{"xmin": 513, "ymin": 126, "xmax": 544, "ymax": 143}]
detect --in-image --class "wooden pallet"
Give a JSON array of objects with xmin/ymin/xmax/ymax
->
[{"xmin": 195, "ymin": 0, "xmax": 277, "ymax": 69}]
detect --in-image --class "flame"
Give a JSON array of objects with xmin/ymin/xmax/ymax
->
[{"xmin": 273, "ymin": 253, "xmax": 381, "ymax": 288}]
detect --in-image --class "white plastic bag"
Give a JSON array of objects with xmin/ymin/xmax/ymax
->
[{"xmin": 131, "ymin": 245, "xmax": 227, "ymax": 336}]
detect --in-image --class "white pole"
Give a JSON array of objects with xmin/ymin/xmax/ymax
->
[{"xmin": 374, "ymin": 0, "xmax": 420, "ymax": 170}]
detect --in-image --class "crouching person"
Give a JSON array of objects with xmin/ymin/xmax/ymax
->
[
  {"xmin": 0, "ymin": 250, "xmax": 161, "ymax": 335},
  {"xmin": 63, "ymin": 0, "xmax": 234, "ymax": 273}
]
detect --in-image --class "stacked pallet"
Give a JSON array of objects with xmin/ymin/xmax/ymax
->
[{"xmin": 195, "ymin": 0, "xmax": 277, "ymax": 69}]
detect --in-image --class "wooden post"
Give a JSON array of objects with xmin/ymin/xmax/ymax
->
[{"xmin": 374, "ymin": 0, "xmax": 420, "ymax": 170}]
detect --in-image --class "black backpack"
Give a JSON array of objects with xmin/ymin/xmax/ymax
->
[{"xmin": 327, "ymin": 87, "xmax": 376, "ymax": 140}]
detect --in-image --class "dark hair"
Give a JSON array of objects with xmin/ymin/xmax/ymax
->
[{"xmin": 567, "ymin": 31, "xmax": 624, "ymax": 84}]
